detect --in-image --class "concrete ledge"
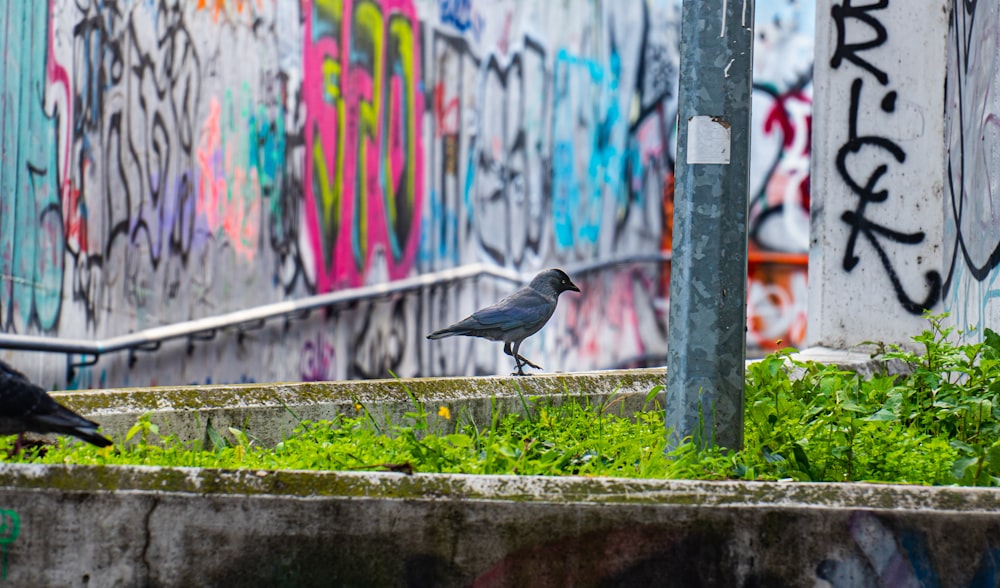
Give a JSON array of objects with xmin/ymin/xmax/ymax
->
[
  {"xmin": 793, "ymin": 346, "xmax": 914, "ymax": 378},
  {"xmin": 48, "ymin": 352, "xmax": 912, "ymax": 447},
  {"xmin": 51, "ymin": 369, "xmax": 666, "ymax": 445},
  {"xmin": 0, "ymin": 464, "xmax": 997, "ymax": 586}
]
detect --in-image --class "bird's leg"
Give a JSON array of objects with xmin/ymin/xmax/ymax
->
[
  {"xmin": 504, "ymin": 342, "xmax": 524, "ymax": 375},
  {"xmin": 7, "ymin": 433, "xmax": 24, "ymax": 458},
  {"xmin": 506, "ymin": 342, "xmax": 524, "ymax": 376},
  {"xmin": 510, "ymin": 341, "xmax": 530, "ymax": 376},
  {"xmin": 505, "ymin": 341, "xmax": 542, "ymax": 372}
]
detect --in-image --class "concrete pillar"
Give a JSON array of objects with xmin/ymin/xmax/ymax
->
[
  {"xmin": 942, "ymin": 2, "xmax": 1000, "ymax": 335},
  {"xmin": 808, "ymin": 0, "xmax": 949, "ymax": 349}
]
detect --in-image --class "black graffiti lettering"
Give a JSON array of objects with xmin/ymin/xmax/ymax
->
[
  {"xmin": 836, "ymin": 81, "xmax": 904, "ymax": 202},
  {"xmin": 834, "ymin": 74, "xmax": 941, "ymax": 313},
  {"xmin": 351, "ymin": 297, "xmax": 409, "ymax": 379},
  {"xmin": 830, "ymin": 0, "xmax": 889, "ymax": 85},
  {"xmin": 830, "ymin": 2, "xmax": 943, "ymax": 314},
  {"xmin": 840, "ymin": 208, "xmax": 941, "ymax": 314}
]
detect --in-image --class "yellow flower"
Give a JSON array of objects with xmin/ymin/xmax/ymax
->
[
  {"xmin": 354, "ymin": 403, "xmax": 363, "ymax": 412},
  {"xmin": 437, "ymin": 406, "xmax": 451, "ymax": 420}
]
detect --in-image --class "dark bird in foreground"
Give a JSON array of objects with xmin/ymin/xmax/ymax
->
[
  {"xmin": 427, "ymin": 268, "xmax": 581, "ymax": 375},
  {"xmin": 0, "ymin": 360, "xmax": 112, "ymax": 453}
]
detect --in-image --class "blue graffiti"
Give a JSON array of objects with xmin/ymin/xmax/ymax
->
[
  {"xmin": 0, "ymin": 2, "xmax": 64, "ymax": 332},
  {"xmin": 817, "ymin": 512, "xmax": 1000, "ymax": 588},
  {"xmin": 440, "ymin": 0, "xmax": 474, "ymax": 33},
  {"xmin": 551, "ymin": 48, "xmax": 626, "ymax": 252},
  {"xmin": 419, "ymin": 188, "xmax": 460, "ymax": 268}
]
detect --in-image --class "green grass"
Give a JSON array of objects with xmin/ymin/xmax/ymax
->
[{"xmin": 8, "ymin": 314, "xmax": 1000, "ymax": 486}]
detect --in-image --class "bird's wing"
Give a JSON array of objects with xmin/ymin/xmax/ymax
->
[
  {"xmin": 0, "ymin": 370, "xmax": 48, "ymax": 420},
  {"xmin": 471, "ymin": 289, "xmax": 552, "ymax": 331}
]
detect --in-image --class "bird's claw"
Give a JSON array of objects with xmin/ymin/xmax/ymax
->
[
  {"xmin": 518, "ymin": 356, "xmax": 543, "ymax": 370},
  {"xmin": 511, "ymin": 355, "xmax": 542, "ymax": 376}
]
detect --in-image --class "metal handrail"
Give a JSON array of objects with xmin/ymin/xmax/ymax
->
[{"xmin": 0, "ymin": 255, "xmax": 671, "ymax": 379}]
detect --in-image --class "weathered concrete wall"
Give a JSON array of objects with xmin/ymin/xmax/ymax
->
[
  {"xmin": 943, "ymin": 1, "xmax": 1000, "ymax": 338},
  {"xmin": 0, "ymin": 0, "xmax": 815, "ymax": 389},
  {"xmin": 0, "ymin": 465, "xmax": 997, "ymax": 586},
  {"xmin": 809, "ymin": 0, "xmax": 949, "ymax": 349}
]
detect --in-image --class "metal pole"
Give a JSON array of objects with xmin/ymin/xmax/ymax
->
[{"xmin": 666, "ymin": 0, "xmax": 755, "ymax": 451}]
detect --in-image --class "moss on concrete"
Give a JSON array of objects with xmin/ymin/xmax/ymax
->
[
  {"xmin": 3, "ymin": 462, "xmax": 999, "ymax": 515},
  {"xmin": 51, "ymin": 369, "xmax": 666, "ymax": 414},
  {"xmin": 42, "ymin": 370, "xmax": 665, "ymax": 448}
]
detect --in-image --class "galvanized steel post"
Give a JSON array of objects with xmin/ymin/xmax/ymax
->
[{"xmin": 666, "ymin": 0, "xmax": 755, "ymax": 450}]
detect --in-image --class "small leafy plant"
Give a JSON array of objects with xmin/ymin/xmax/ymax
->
[
  {"xmin": 740, "ymin": 313, "xmax": 1000, "ymax": 485},
  {"xmin": 5, "ymin": 314, "xmax": 999, "ymax": 486}
]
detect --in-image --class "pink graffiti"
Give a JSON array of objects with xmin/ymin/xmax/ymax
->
[
  {"xmin": 302, "ymin": 0, "xmax": 424, "ymax": 292},
  {"xmin": 46, "ymin": 0, "xmax": 79, "ymax": 254},
  {"xmin": 559, "ymin": 270, "xmax": 665, "ymax": 370},
  {"xmin": 196, "ymin": 94, "xmax": 262, "ymax": 261}
]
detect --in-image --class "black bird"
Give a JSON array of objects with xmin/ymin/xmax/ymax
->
[
  {"xmin": 427, "ymin": 268, "xmax": 581, "ymax": 375},
  {"xmin": 0, "ymin": 360, "xmax": 112, "ymax": 453}
]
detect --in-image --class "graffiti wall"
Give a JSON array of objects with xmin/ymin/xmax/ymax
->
[
  {"xmin": 943, "ymin": 0, "xmax": 1000, "ymax": 338},
  {"xmin": 0, "ymin": 0, "xmax": 813, "ymax": 388},
  {"xmin": 746, "ymin": 0, "xmax": 814, "ymax": 353}
]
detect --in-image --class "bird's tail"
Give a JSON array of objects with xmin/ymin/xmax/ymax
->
[
  {"xmin": 426, "ymin": 328, "xmax": 457, "ymax": 340},
  {"xmin": 66, "ymin": 425, "xmax": 113, "ymax": 448},
  {"xmin": 33, "ymin": 408, "xmax": 113, "ymax": 448}
]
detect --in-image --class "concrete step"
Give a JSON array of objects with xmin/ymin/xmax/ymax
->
[{"xmin": 51, "ymin": 368, "xmax": 666, "ymax": 446}]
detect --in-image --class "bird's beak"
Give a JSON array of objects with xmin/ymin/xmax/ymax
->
[{"xmin": 568, "ymin": 282, "xmax": 581, "ymax": 293}]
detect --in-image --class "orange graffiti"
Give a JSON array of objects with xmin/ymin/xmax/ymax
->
[{"xmin": 196, "ymin": 0, "xmax": 263, "ymax": 22}]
